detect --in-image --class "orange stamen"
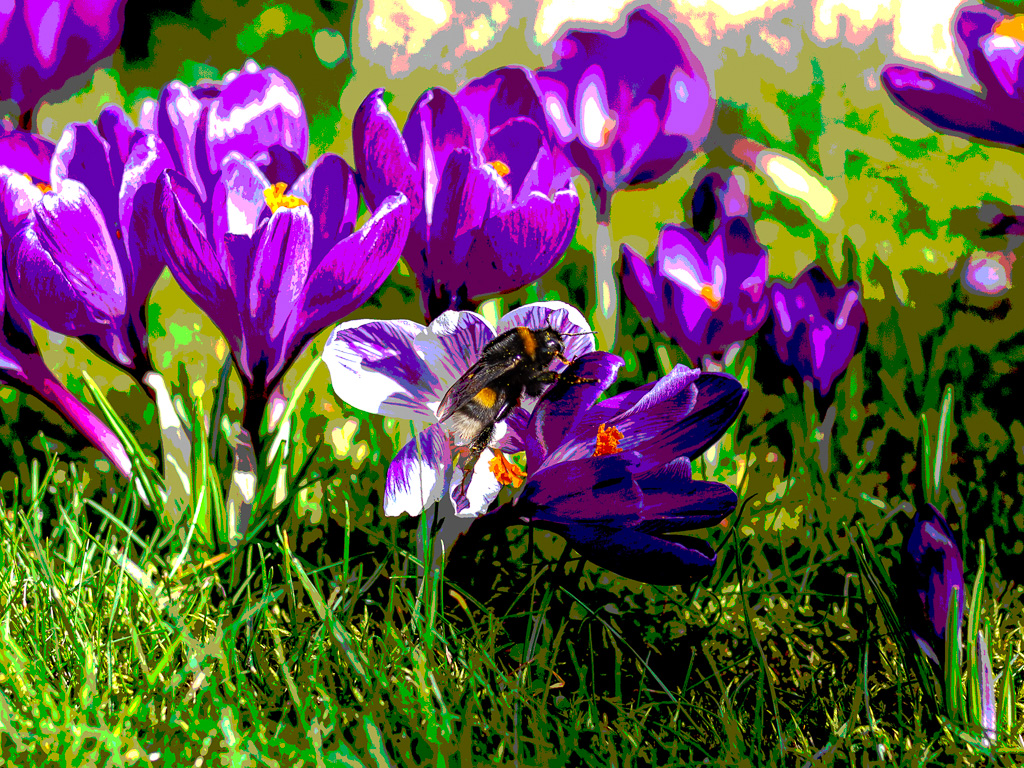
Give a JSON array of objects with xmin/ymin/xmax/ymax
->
[
  {"xmin": 264, "ymin": 182, "xmax": 308, "ymax": 212},
  {"xmin": 488, "ymin": 160, "xmax": 511, "ymax": 177},
  {"xmin": 489, "ymin": 450, "xmax": 525, "ymax": 488},
  {"xmin": 700, "ymin": 284, "xmax": 722, "ymax": 311},
  {"xmin": 593, "ymin": 423, "xmax": 624, "ymax": 457},
  {"xmin": 994, "ymin": 16, "xmax": 1024, "ymax": 42}
]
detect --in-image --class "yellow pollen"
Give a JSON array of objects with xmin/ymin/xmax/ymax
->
[
  {"xmin": 263, "ymin": 182, "xmax": 308, "ymax": 212},
  {"xmin": 488, "ymin": 160, "xmax": 511, "ymax": 178},
  {"xmin": 489, "ymin": 450, "xmax": 525, "ymax": 488},
  {"xmin": 994, "ymin": 16, "xmax": 1024, "ymax": 42},
  {"xmin": 23, "ymin": 173, "xmax": 51, "ymax": 193},
  {"xmin": 700, "ymin": 284, "xmax": 722, "ymax": 311},
  {"xmin": 593, "ymin": 423, "xmax": 624, "ymax": 457}
]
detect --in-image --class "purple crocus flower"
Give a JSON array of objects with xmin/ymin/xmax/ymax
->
[
  {"xmin": 902, "ymin": 503, "xmax": 966, "ymax": 674},
  {"xmin": 156, "ymin": 150, "xmax": 410, "ymax": 447},
  {"xmin": 1, "ymin": 161, "xmax": 131, "ymax": 477},
  {"xmin": 536, "ymin": 6, "xmax": 714, "ymax": 217},
  {"xmin": 881, "ymin": 6, "xmax": 1024, "ymax": 148},
  {"xmin": 153, "ymin": 60, "xmax": 309, "ymax": 202},
  {"xmin": 621, "ymin": 173, "xmax": 769, "ymax": 364},
  {"xmin": 502, "ymin": 354, "xmax": 746, "ymax": 584},
  {"xmin": 4, "ymin": 107, "xmax": 171, "ymax": 381},
  {"xmin": 352, "ymin": 66, "xmax": 580, "ymax": 320},
  {"xmin": 0, "ymin": 0, "xmax": 127, "ymax": 122},
  {"xmin": 322, "ymin": 302, "xmax": 595, "ymax": 518},
  {"xmin": 765, "ymin": 266, "xmax": 867, "ymax": 397},
  {"xmin": 0, "ymin": 127, "xmax": 55, "ymax": 182}
]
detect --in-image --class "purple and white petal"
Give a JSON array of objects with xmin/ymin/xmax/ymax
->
[
  {"xmin": 498, "ymin": 299, "xmax": 595, "ymax": 361},
  {"xmin": 383, "ymin": 424, "xmax": 450, "ymax": 517}
]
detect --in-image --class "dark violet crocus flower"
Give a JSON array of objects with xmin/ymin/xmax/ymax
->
[
  {"xmin": 0, "ymin": 0, "xmax": 127, "ymax": 123},
  {"xmin": 153, "ymin": 60, "xmax": 309, "ymax": 201},
  {"xmin": 4, "ymin": 107, "xmax": 171, "ymax": 381},
  {"xmin": 500, "ymin": 353, "xmax": 746, "ymax": 585},
  {"xmin": 622, "ymin": 171, "xmax": 768, "ymax": 364},
  {"xmin": 156, "ymin": 150, "xmax": 410, "ymax": 446},
  {"xmin": 323, "ymin": 301, "xmax": 595, "ymax": 519},
  {"xmin": 536, "ymin": 6, "xmax": 714, "ymax": 217},
  {"xmin": 1, "ymin": 163, "xmax": 131, "ymax": 477},
  {"xmin": 882, "ymin": 6, "xmax": 1024, "ymax": 148},
  {"xmin": 352, "ymin": 66, "xmax": 580, "ymax": 320},
  {"xmin": 901, "ymin": 503, "xmax": 965, "ymax": 674},
  {"xmin": 765, "ymin": 266, "xmax": 867, "ymax": 398}
]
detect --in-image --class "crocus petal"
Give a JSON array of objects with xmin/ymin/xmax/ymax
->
[
  {"xmin": 290, "ymin": 153, "xmax": 359, "ymax": 263},
  {"xmin": 204, "ymin": 64, "xmax": 309, "ymax": 184},
  {"xmin": 0, "ymin": 128, "xmax": 56, "ymax": 182},
  {"xmin": 0, "ymin": 167, "xmax": 44, "ymax": 244},
  {"xmin": 525, "ymin": 352, "xmax": 622, "ymax": 469},
  {"xmin": 51, "ymin": 122, "xmax": 120, "ymax": 239},
  {"xmin": 323, "ymin": 317, "xmax": 443, "ymax": 420},
  {"xmin": 97, "ymin": 103, "xmax": 135, "ymax": 172},
  {"xmin": 291, "ymin": 193, "xmax": 410, "ymax": 354},
  {"xmin": 8, "ymin": 180, "xmax": 126, "ymax": 334},
  {"xmin": 466, "ymin": 185, "xmax": 579, "ymax": 299},
  {"xmin": 352, "ymin": 89, "xmax": 423, "ymax": 215},
  {"xmin": 451, "ymin": 447, "xmax": 503, "ymax": 518},
  {"xmin": 120, "ymin": 130, "xmax": 173, "ymax": 307},
  {"xmin": 384, "ymin": 424, "xmax": 450, "ymax": 517},
  {"xmin": 517, "ymin": 453, "xmax": 644, "ymax": 525},
  {"xmin": 481, "ymin": 118, "xmax": 545, "ymax": 201},
  {"xmin": 403, "ymin": 87, "xmax": 474, "ymax": 219},
  {"xmin": 428, "ymin": 148, "xmax": 495, "ymax": 278},
  {"xmin": 456, "ymin": 66, "xmax": 550, "ymax": 148},
  {"xmin": 621, "ymin": 242, "xmax": 672, "ymax": 336},
  {"xmin": 418, "ymin": 310, "xmax": 497, "ymax": 404},
  {"xmin": 157, "ymin": 81, "xmax": 208, "ymax": 195},
  {"xmin": 881, "ymin": 65, "xmax": 1023, "ymax": 147},
  {"xmin": 636, "ymin": 458, "xmax": 738, "ymax": 531},
  {"xmin": 568, "ymin": 527, "xmax": 718, "ymax": 585}
]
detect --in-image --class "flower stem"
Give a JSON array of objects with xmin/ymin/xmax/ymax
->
[
  {"xmin": 594, "ymin": 218, "xmax": 619, "ymax": 351},
  {"xmin": 11, "ymin": 354, "xmax": 132, "ymax": 477},
  {"xmin": 142, "ymin": 371, "xmax": 192, "ymax": 523}
]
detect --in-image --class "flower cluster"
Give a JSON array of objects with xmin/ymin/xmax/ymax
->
[{"xmin": 622, "ymin": 168, "xmax": 867, "ymax": 397}]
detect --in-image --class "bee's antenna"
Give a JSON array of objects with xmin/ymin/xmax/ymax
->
[{"xmin": 561, "ymin": 330, "xmax": 597, "ymax": 338}]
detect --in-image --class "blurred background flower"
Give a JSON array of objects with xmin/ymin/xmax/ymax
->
[{"xmin": 0, "ymin": 0, "xmax": 128, "ymax": 125}]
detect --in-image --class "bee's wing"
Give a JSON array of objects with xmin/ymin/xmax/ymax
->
[{"xmin": 436, "ymin": 355, "xmax": 522, "ymax": 423}]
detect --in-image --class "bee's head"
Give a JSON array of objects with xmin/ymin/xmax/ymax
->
[{"xmin": 534, "ymin": 327, "xmax": 565, "ymax": 359}]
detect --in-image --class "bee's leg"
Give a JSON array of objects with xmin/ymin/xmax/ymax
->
[{"xmin": 457, "ymin": 422, "xmax": 496, "ymax": 494}]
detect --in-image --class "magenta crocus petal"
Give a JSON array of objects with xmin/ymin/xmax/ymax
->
[
  {"xmin": 0, "ymin": 0, "xmax": 127, "ymax": 112},
  {"xmin": 155, "ymin": 169, "xmax": 243, "ymax": 345},
  {"xmin": 524, "ymin": 352, "xmax": 623, "ymax": 470},
  {"xmin": 384, "ymin": 423, "xmax": 451, "ymax": 516},
  {"xmin": 481, "ymin": 118, "xmax": 545, "ymax": 201},
  {"xmin": 290, "ymin": 153, "xmax": 359, "ymax": 261},
  {"xmin": 428, "ymin": 149, "xmax": 495, "ymax": 274},
  {"xmin": 0, "ymin": 128, "xmax": 56, "ymax": 181},
  {"xmin": 7, "ymin": 181, "xmax": 126, "ymax": 337},
  {"xmin": 157, "ymin": 81, "xmax": 208, "ymax": 195},
  {"xmin": 244, "ymin": 206, "xmax": 314, "ymax": 383},
  {"xmin": 456, "ymin": 66, "xmax": 550, "ymax": 148},
  {"xmin": 467, "ymin": 185, "xmax": 579, "ymax": 299},
  {"xmin": 0, "ymin": 167, "xmax": 44, "ymax": 247},
  {"xmin": 621, "ymin": 242, "xmax": 678, "ymax": 339},
  {"xmin": 518, "ymin": 453, "xmax": 644, "ymax": 525},
  {"xmin": 902, "ymin": 503, "xmax": 966, "ymax": 672},
  {"xmin": 403, "ymin": 87, "xmax": 474, "ymax": 216},
  {"xmin": 636, "ymin": 458, "xmax": 737, "ymax": 531},
  {"xmin": 881, "ymin": 65, "xmax": 1024, "ymax": 146},
  {"xmin": 120, "ymin": 130, "xmax": 173, "ymax": 306},
  {"xmin": 97, "ymin": 103, "xmax": 134, "ymax": 172},
  {"xmin": 51, "ymin": 122, "xmax": 119, "ymax": 236},
  {"xmin": 290, "ymin": 193, "xmax": 411, "ymax": 360},
  {"xmin": 323, "ymin": 317, "xmax": 444, "ymax": 420},
  {"xmin": 204, "ymin": 64, "xmax": 309, "ymax": 182},
  {"xmin": 352, "ymin": 89, "xmax": 423, "ymax": 216},
  {"xmin": 416, "ymin": 310, "xmax": 496, "ymax": 398}
]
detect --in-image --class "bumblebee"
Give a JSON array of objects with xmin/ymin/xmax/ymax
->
[{"xmin": 437, "ymin": 326, "xmax": 593, "ymax": 477}]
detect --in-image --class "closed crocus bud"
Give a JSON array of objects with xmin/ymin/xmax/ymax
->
[
  {"xmin": 353, "ymin": 66, "xmax": 579, "ymax": 320},
  {"xmin": 882, "ymin": 5, "xmax": 1024, "ymax": 148},
  {"xmin": 621, "ymin": 209, "xmax": 769, "ymax": 363},
  {"xmin": 901, "ymin": 503, "xmax": 966, "ymax": 674},
  {"xmin": 536, "ymin": 7, "xmax": 714, "ymax": 217},
  {"xmin": 765, "ymin": 266, "xmax": 867, "ymax": 398},
  {"xmin": 0, "ymin": 0, "xmax": 127, "ymax": 121}
]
